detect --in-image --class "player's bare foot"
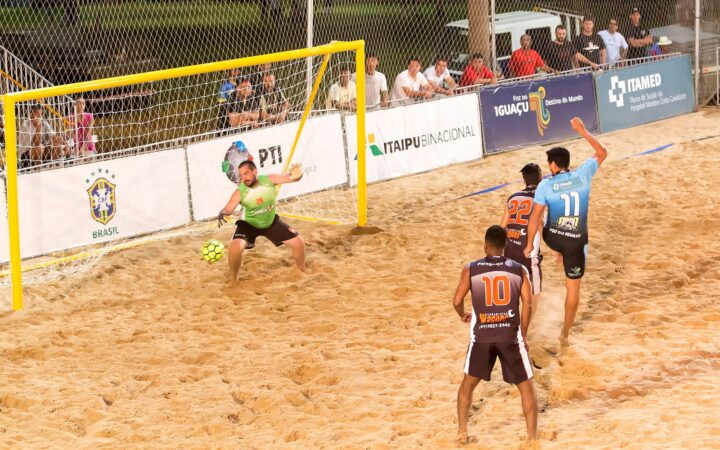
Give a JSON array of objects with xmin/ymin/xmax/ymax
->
[
  {"xmin": 297, "ymin": 264, "xmax": 311, "ymax": 274},
  {"xmin": 559, "ymin": 334, "xmax": 570, "ymax": 347},
  {"xmin": 456, "ymin": 431, "xmax": 468, "ymax": 445}
]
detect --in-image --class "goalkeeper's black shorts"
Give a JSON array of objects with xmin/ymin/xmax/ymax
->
[{"xmin": 232, "ymin": 215, "xmax": 298, "ymax": 249}]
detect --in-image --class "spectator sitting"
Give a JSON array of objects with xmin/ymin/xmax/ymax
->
[
  {"xmin": 545, "ymin": 25, "xmax": 576, "ymax": 72},
  {"xmin": 260, "ymin": 73, "xmax": 290, "ymax": 125},
  {"xmin": 326, "ymin": 68, "xmax": 357, "ymax": 111},
  {"xmin": 390, "ymin": 56, "xmax": 433, "ymax": 106},
  {"xmin": 249, "ymin": 62, "xmax": 274, "ymax": 98},
  {"xmin": 423, "ymin": 57, "xmax": 456, "ymax": 97},
  {"xmin": 509, "ymin": 35, "xmax": 557, "ymax": 78},
  {"xmin": 18, "ymin": 103, "xmax": 69, "ymax": 167},
  {"xmin": 598, "ymin": 18, "xmax": 628, "ymax": 65},
  {"xmin": 649, "ymin": 36, "xmax": 673, "ymax": 57},
  {"xmin": 459, "ymin": 53, "xmax": 496, "ymax": 88},
  {"xmin": 217, "ymin": 68, "xmax": 239, "ymax": 129},
  {"xmin": 626, "ymin": 7, "xmax": 652, "ymax": 61},
  {"xmin": 351, "ymin": 52, "xmax": 389, "ymax": 110},
  {"xmin": 228, "ymin": 79, "xmax": 261, "ymax": 129},
  {"xmin": 68, "ymin": 97, "xmax": 95, "ymax": 158},
  {"xmin": 573, "ymin": 16, "xmax": 606, "ymax": 69}
]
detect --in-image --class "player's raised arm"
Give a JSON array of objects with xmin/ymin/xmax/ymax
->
[
  {"xmin": 571, "ymin": 117, "xmax": 608, "ymax": 166},
  {"xmin": 268, "ymin": 163, "xmax": 304, "ymax": 185},
  {"xmin": 452, "ymin": 265, "xmax": 472, "ymax": 323}
]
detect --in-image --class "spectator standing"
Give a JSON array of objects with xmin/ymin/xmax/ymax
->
[
  {"xmin": 545, "ymin": 25, "xmax": 576, "ymax": 72},
  {"xmin": 573, "ymin": 16, "xmax": 606, "ymax": 69},
  {"xmin": 626, "ymin": 7, "xmax": 652, "ymax": 60},
  {"xmin": 18, "ymin": 103, "xmax": 68, "ymax": 167},
  {"xmin": 598, "ymin": 18, "xmax": 628, "ymax": 65},
  {"xmin": 459, "ymin": 53, "xmax": 496, "ymax": 88},
  {"xmin": 509, "ymin": 35, "xmax": 556, "ymax": 78},
  {"xmin": 390, "ymin": 57, "xmax": 433, "ymax": 106},
  {"xmin": 217, "ymin": 68, "xmax": 239, "ymax": 129},
  {"xmin": 423, "ymin": 57, "xmax": 456, "ymax": 97},
  {"xmin": 326, "ymin": 68, "xmax": 357, "ymax": 111},
  {"xmin": 260, "ymin": 73, "xmax": 290, "ymax": 125},
  {"xmin": 351, "ymin": 53, "xmax": 389, "ymax": 110},
  {"xmin": 68, "ymin": 97, "xmax": 95, "ymax": 158}
]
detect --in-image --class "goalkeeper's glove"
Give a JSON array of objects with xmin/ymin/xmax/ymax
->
[{"xmin": 217, "ymin": 211, "xmax": 228, "ymax": 228}]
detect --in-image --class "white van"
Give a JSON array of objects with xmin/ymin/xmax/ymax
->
[{"xmin": 441, "ymin": 9, "xmax": 583, "ymax": 79}]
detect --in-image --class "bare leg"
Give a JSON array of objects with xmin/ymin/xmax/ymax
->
[
  {"xmin": 456, "ymin": 374, "xmax": 481, "ymax": 443},
  {"xmin": 283, "ymin": 235, "xmax": 309, "ymax": 272},
  {"xmin": 560, "ymin": 278, "xmax": 582, "ymax": 345},
  {"xmin": 228, "ymin": 239, "xmax": 247, "ymax": 283},
  {"xmin": 530, "ymin": 293, "xmax": 541, "ymax": 324},
  {"xmin": 517, "ymin": 379, "xmax": 538, "ymax": 440},
  {"xmin": 553, "ymin": 250, "xmax": 563, "ymax": 266}
]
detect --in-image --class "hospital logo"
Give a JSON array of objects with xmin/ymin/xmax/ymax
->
[
  {"xmin": 86, "ymin": 169, "xmax": 116, "ymax": 225},
  {"xmin": 608, "ymin": 73, "xmax": 662, "ymax": 108}
]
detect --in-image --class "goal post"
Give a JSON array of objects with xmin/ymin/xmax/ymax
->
[{"xmin": 1, "ymin": 40, "xmax": 367, "ymax": 310}]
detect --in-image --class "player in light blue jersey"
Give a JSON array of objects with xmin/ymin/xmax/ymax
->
[{"xmin": 524, "ymin": 117, "xmax": 607, "ymax": 346}]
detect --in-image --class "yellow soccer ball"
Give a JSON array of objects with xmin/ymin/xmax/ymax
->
[{"xmin": 201, "ymin": 239, "xmax": 225, "ymax": 263}]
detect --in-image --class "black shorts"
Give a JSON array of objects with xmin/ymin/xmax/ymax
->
[
  {"xmin": 505, "ymin": 249, "xmax": 542, "ymax": 295},
  {"xmin": 463, "ymin": 339, "xmax": 533, "ymax": 384},
  {"xmin": 232, "ymin": 215, "xmax": 298, "ymax": 249},
  {"xmin": 543, "ymin": 228, "xmax": 588, "ymax": 279}
]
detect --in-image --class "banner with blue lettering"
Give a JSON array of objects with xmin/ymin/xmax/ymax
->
[
  {"xmin": 479, "ymin": 73, "xmax": 599, "ymax": 154},
  {"xmin": 595, "ymin": 55, "xmax": 695, "ymax": 133}
]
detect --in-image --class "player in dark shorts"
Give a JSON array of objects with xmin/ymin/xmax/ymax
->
[
  {"xmin": 452, "ymin": 225, "xmax": 537, "ymax": 444},
  {"xmin": 218, "ymin": 160, "xmax": 309, "ymax": 283},
  {"xmin": 525, "ymin": 117, "xmax": 608, "ymax": 345},
  {"xmin": 500, "ymin": 163, "xmax": 543, "ymax": 322}
]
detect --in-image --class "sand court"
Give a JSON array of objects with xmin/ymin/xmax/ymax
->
[{"xmin": 1, "ymin": 109, "xmax": 719, "ymax": 448}]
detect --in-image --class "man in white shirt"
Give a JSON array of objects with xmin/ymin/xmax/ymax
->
[
  {"xmin": 390, "ymin": 57, "xmax": 433, "ymax": 106},
  {"xmin": 18, "ymin": 103, "xmax": 68, "ymax": 167},
  {"xmin": 326, "ymin": 68, "xmax": 356, "ymax": 111},
  {"xmin": 423, "ymin": 57, "xmax": 456, "ymax": 97},
  {"xmin": 351, "ymin": 53, "xmax": 389, "ymax": 110},
  {"xmin": 598, "ymin": 18, "xmax": 628, "ymax": 64}
]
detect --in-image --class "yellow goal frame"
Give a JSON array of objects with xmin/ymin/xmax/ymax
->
[{"xmin": 2, "ymin": 40, "xmax": 367, "ymax": 310}]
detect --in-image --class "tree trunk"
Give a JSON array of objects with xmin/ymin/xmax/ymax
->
[{"xmin": 468, "ymin": 0, "xmax": 490, "ymax": 61}]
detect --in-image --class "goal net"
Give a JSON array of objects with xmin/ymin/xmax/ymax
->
[{"xmin": 0, "ymin": 41, "xmax": 367, "ymax": 310}]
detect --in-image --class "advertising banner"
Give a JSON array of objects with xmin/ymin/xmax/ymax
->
[
  {"xmin": 345, "ymin": 93, "xmax": 483, "ymax": 185},
  {"xmin": 479, "ymin": 73, "xmax": 599, "ymax": 154},
  {"xmin": 10, "ymin": 149, "xmax": 191, "ymax": 261},
  {"xmin": 595, "ymin": 55, "xmax": 695, "ymax": 132},
  {"xmin": 186, "ymin": 113, "xmax": 347, "ymax": 221}
]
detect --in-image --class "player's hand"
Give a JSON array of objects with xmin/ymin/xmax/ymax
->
[
  {"xmin": 570, "ymin": 116, "xmax": 586, "ymax": 133},
  {"xmin": 289, "ymin": 163, "xmax": 303, "ymax": 181},
  {"xmin": 523, "ymin": 245, "xmax": 532, "ymax": 258},
  {"xmin": 217, "ymin": 211, "xmax": 227, "ymax": 228},
  {"xmin": 461, "ymin": 312, "xmax": 472, "ymax": 323}
]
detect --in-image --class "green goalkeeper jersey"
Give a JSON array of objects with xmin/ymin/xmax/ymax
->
[{"xmin": 238, "ymin": 175, "xmax": 277, "ymax": 229}]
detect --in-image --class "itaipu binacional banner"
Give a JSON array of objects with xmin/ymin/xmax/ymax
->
[{"xmin": 479, "ymin": 73, "xmax": 599, "ymax": 154}]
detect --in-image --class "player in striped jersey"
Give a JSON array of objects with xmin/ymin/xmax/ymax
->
[
  {"xmin": 452, "ymin": 225, "xmax": 537, "ymax": 444},
  {"xmin": 500, "ymin": 163, "xmax": 543, "ymax": 322}
]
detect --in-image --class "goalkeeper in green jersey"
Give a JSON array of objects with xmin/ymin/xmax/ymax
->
[{"xmin": 218, "ymin": 159, "xmax": 309, "ymax": 282}]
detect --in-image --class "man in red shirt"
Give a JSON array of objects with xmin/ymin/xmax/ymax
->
[
  {"xmin": 459, "ymin": 53, "xmax": 496, "ymax": 88},
  {"xmin": 509, "ymin": 35, "xmax": 557, "ymax": 78}
]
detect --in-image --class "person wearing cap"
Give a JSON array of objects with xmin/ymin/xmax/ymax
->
[
  {"xmin": 598, "ymin": 17, "xmax": 629, "ymax": 65},
  {"xmin": 227, "ymin": 78, "xmax": 260, "ymax": 129},
  {"xmin": 573, "ymin": 16, "xmax": 606, "ymax": 69},
  {"xmin": 500, "ymin": 163, "xmax": 544, "ymax": 323},
  {"xmin": 626, "ymin": 7, "xmax": 652, "ymax": 60},
  {"xmin": 649, "ymin": 36, "xmax": 673, "ymax": 57}
]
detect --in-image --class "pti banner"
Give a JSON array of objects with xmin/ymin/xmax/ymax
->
[
  {"xmin": 186, "ymin": 113, "xmax": 347, "ymax": 221},
  {"xmin": 345, "ymin": 93, "xmax": 483, "ymax": 185},
  {"xmin": 479, "ymin": 73, "xmax": 599, "ymax": 154},
  {"xmin": 595, "ymin": 55, "xmax": 695, "ymax": 133}
]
